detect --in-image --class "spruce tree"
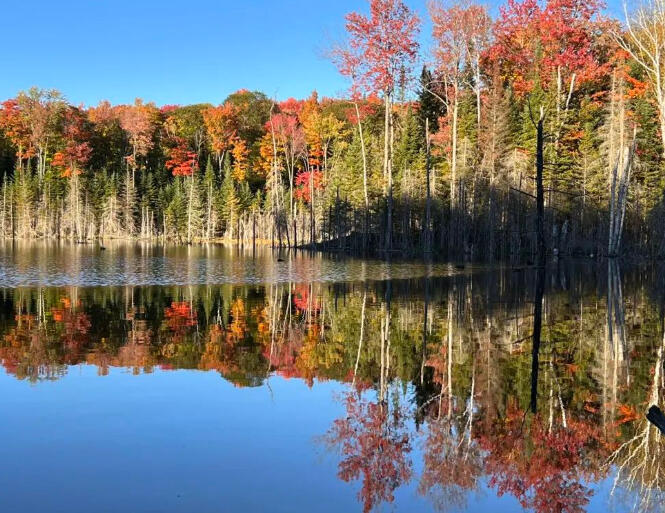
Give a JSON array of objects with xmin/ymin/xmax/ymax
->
[
  {"xmin": 204, "ymin": 156, "xmax": 216, "ymax": 238},
  {"xmin": 218, "ymin": 165, "xmax": 239, "ymax": 239},
  {"xmin": 417, "ymin": 66, "xmax": 444, "ymax": 138}
]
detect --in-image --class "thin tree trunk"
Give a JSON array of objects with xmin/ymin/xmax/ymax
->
[
  {"xmin": 425, "ymin": 117, "xmax": 432, "ymax": 254},
  {"xmin": 530, "ymin": 265, "xmax": 546, "ymax": 413},
  {"xmin": 609, "ymin": 132, "xmax": 637, "ymax": 256},
  {"xmin": 384, "ymin": 92, "xmax": 394, "ymax": 252},
  {"xmin": 355, "ymin": 102, "xmax": 369, "ymax": 253},
  {"xmin": 536, "ymin": 108, "xmax": 546, "ymax": 268},
  {"xmin": 352, "ymin": 289, "xmax": 367, "ymax": 387},
  {"xmin": 187, "ymin": 174, "xmax": 194, "ymax": 243},
  {"xmin": 450, "ymin": 86, "xmax": 459, "ymax": 255},
  {"xmin": 207, "ymin": 180, "xmax": 213, "ymax": 239}
]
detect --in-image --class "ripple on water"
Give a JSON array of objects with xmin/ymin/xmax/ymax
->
[{"xmin": 0, "ymin": 241, "xmax": 473, "ymax": 287}]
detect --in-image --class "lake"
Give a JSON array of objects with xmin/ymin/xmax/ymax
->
[{"xmin": 0, "ymin": 242, "xmax": 663, "ymax": 513}]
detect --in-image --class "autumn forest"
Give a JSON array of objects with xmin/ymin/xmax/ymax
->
[
  {"xmin": 2, "ymin": 0, "xmax": 665, "ymax": 261},
  {"xmin": 6, "ymin": 1, "xmax": 665, "ymax": 512}
]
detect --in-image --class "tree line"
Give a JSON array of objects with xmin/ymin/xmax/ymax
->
[{"xmin": 2, "ymin": 0, "xmax": 665, "ymax": 262}]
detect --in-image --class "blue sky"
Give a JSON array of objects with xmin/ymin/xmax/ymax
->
[{"xmin": 0, "ymin": 0, "xmax": 625, "ymax": 107}]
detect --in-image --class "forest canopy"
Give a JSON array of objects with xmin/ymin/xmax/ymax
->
[{"xmin": 1, "ymin": 0, "xmax": 664, "ymax": 261}]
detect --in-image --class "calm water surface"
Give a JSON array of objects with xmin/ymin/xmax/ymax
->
[
  {"xmin": 1, "ymin": 243, "xmax": 663, "ymax": 512},
  {"xmin": 0, "ymin": 240, "xmax": 470, "ymax": 287}
]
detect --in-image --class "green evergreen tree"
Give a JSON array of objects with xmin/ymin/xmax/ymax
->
[
  {"xmin": 417, "ymin": 66, "xmax": 444, "ymax": 137},
  {"xmin": 218, "ymin": 165, "xmax": 239, "ymax": 239}
]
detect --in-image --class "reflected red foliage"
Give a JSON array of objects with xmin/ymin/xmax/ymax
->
[
  {"xmin": 293, "ymin": 285, "xmax": 320, "ymax": 314},
  {"xmin": 477, "ymin": 405, "xmax": 605, "ymax": 513},
  {"xmin": 164, "ymin": 301, "xmax": 197, "ymax": 332},
  {"xmin": 325, "ymin": 393, "xmax": 412, "ymax": 513}
]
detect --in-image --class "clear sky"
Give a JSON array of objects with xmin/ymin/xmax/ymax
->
[{"xmin": 0, "ymin": 0, "xmax": 625, "ymax": 107}]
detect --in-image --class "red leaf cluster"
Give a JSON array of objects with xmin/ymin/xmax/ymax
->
[
  {"xmin": 53, "ymin": 107, "xmax": 91, "ymax": 178},
  {"xmin": 489, "ymin": 0, "xmax": 604, "ymax": 95},
  {"xmin": 166, "ymin": 140, "xmax": 198, "ymax": 177},
  {"xmin": 333, "ymin": 0, "xmax": 420, "ymax": 97}
]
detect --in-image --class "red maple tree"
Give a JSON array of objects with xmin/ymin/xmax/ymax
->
[
  {"xmin": 166, "ymin": 139, "xmax": 199, "ymax": 177},
  {"xmin": 489, "ymin": 0, "xmax": 604, "ymax": 96}
]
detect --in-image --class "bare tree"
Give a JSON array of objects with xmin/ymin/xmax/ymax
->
[
  {"xmin": 607, "ymin": 327, "xmax": 665, "ymax": 512},
  {"xmin": 619, "ymin": 0, "xmax": 665, "ymax": 157},
  {"xmin": 608, "ymin": 130, "xmax": 637, "ymax": 257}
]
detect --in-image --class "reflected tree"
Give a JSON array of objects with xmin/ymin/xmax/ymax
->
[{"xmin": 323, "ymin": 391, "xmax": 412, "ymax": 513}]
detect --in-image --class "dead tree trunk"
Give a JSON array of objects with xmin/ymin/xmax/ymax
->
[
  {"xmin": 530, "ymin": 265, "xmax": 546, "ymax": 414},
  {"xmin": 536, "ymin": 108, "xmax": 546, "ymax": 268},
  {"xmin": 425, "ymin": 118, "xmax": 432, "ymax": 255},
  {"xmin": 384, "ymin": 92, "xmax": 394, "ymax": 252},
  {"xmin": 608, "ymin": 130, "xmax": 637, "ymax": 257}
]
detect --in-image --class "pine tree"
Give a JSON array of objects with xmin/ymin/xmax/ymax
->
[
  {"xmin": 102, "ymin": 173, "xmax": 122, "ymax": 238},
  {"xmin": 417, "ymin": 66, "xmax": 444, "ymax": 138},
  {"xmin": 187, "ymin": 172, "xmax": 205, "ymax": 241},
  {"xmin": 122, "ymin": 167, "xmax": 137, "ymax": 236},
  {"xmin": 42, "ymin": 162, "xmax": 66, "ymax": 237},
  {"xmin": 13, "ymin": 160, "xmax": 35, "ymax": 238},
  {"xmin": 395, "ymin": 107, "xmax": 425, "ymax": 201},
  {"xmin": 578, "ymin": 101, "xmax": 604, "ymax": 205},
  {"xmin": 204, "ymin": 156, "xmax": 216, "ymax": 238},
  {"xmin": 1, "ymin": 174, "xmax": 8, "ymax": 237},
  {"xmin": 165, "ymin": 179, "xmax": 188, "ymax": 241},
  {"xmin": 218, "ymin": 165, "xmax": 239, "ymax": 240},
  {"xmin": 85, "ymin": 169, "xmax": 110, "ymax": 237}
]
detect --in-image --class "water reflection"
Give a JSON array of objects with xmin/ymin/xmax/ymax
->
[
  {"xmin": 0, "ymin": 240, "xmax": 482, "ymax": 287},
  {"xmin": 1, "ymin": 265, "xmax": 665, "ymax": 512}
]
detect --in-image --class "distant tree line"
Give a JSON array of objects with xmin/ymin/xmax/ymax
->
[{"xmin": 2, "ymin": 0, "xmax": 665, "ymax": 262}]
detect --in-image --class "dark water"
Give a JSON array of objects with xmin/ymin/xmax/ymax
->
[{"xmin": 1, "ymin": 243, "xmax": 664, "ymax": 513}]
